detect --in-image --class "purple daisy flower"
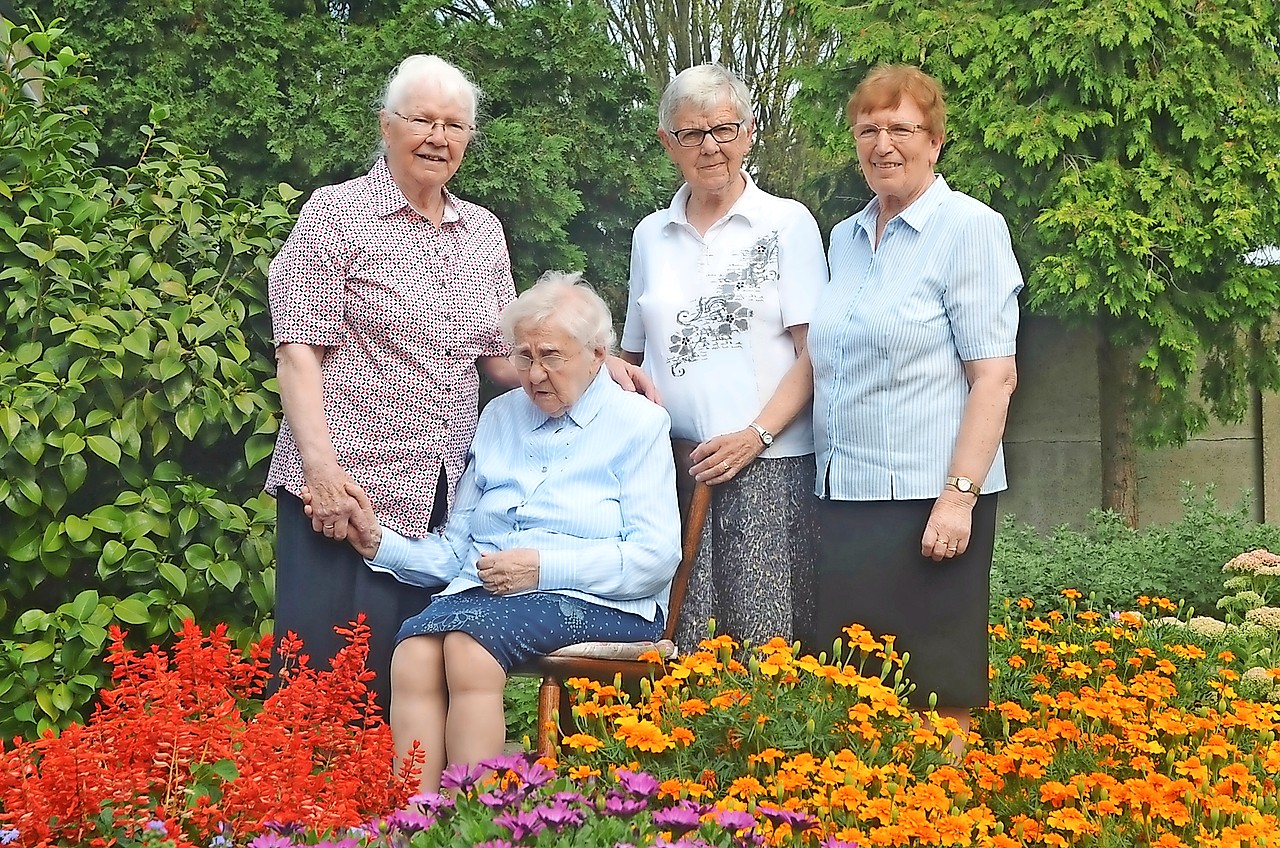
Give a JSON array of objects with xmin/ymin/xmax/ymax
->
[
  {"xmin": 0, "ymin": 831, "xmax": 18, "ymax": 847},
  {"xmin": 600, "ymin": 791, "xmax": 649, "ymax": 818},
  {"xmin": 480, "ymin": 752, "xmax": 526, "ymax": 773},
  {"xmin": 711, "ymin": 809, "xmax": 757, "ymax": 831},
  {"xmin": 383, "ymin": 807, "xmax": 435, "ymax": 833},
  {"xmin": 247, "ymin": 834, "xmax": 293, "ymax": 848},
  {"xmin": 552, "ymin": 790, "xmax": 588, "ymax": 806},
  {"xmin": 407, "ymin": 791, "xmax": 456, "ymax": 814},
  {"xmin": 440, "ymin": 762, "xmax": 487, "ymax": 792},
  {"xmin": 756, "ymin": 804, "xmax": 818, "ymax": 831},
  {"xmin": 534, "ymin": 802, "xmax": 587, "ymax": 830},
  {"xmin": 513, "ymin": 758, "xmax": 556, "ymax": 788},
  {"xmin": 493, "ymin": 809, "xmax": 546, "ymax": 841},
  {"xmin": 653, "ymin": 802, "xmax": 704, "ymax": 837},
  {"xmin": 614, "ymin": 768, "xmax": 660, "ymax": 798}
]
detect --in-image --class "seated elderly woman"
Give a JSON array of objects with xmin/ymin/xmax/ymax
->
[{"xmin": 315, "ymin": 271, "xmax": 680, "ymax": 792}]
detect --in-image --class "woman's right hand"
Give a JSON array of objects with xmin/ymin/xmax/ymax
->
[
  {"xmin": 301, "ymin": 478, "xmax": 382, "ymax": 559},
  {"xmin": 302, "ymin": 462, "xmax": 363, "ymax": 540}
]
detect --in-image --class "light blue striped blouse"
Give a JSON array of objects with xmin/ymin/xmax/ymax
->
[
  {"xmin": 809, "ymin": 176, "xmax": 1023, "ymax": 501},
  {"xmin": 366, "ymin": 366, "xmax": 682, "ymax": 621}
]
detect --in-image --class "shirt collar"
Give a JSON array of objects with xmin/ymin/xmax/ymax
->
[
  {"xmin": 518, "ymin": 362, "xmax": 616, "ymax": 432},
  {"xmin": 855, "ymin": 174, "xmax": 950, "ymax": 240},
  {"xmin": 662, "ymin": 170, "xmax": 764, "ymax": 230},
  {"xmin": 368, "ymin": 157, "xmax": 465, "ymax": 225}
]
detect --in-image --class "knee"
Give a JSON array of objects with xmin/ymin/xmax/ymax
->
[
  {"xmin": 442, "ymin": 632, "xmax": 505, "ymax": 692},
  {"xmin": 391, "ymin": 636, "xmax": 444, "ymax": 691}
]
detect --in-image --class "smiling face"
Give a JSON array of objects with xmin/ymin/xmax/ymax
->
[
  {"xmin": 659, "ymin": 100, "xmax": 753, "ymax": 200},
  {"xmin": 379, "ymin": 85, "xmax": 473, "ymax": 198},
  {"xmin": 512, "ymin": 321, "xmax": 606, "ymax": 419},
  {"xmin": 854, "ymin": 96, "xmax": 943, "ymax": 219}
]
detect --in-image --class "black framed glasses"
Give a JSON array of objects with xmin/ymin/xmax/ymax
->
[
  {"xmin": 853, "ymin": 121, "xmax": 929, "ymax": 142},
  {"xmin": 392, "ymin": 112, "xmax": 475, "ymax": 141},
  {"xmin": 669, "ymin": 121, "xmax": 747, "ymax": 148}
]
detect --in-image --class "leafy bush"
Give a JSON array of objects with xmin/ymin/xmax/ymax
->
[
  {"xmin": 0, "ymin": 19, "xmax": 294, "ymax": 738},
  {"xmin": 991, "ymin": 485, "xmax": 1280, "ymax": 618}
]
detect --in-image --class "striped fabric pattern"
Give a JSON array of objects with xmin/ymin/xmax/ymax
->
[{"xmin": 809, "ymin": 176, "xmax": 1023, "ymax": 501}]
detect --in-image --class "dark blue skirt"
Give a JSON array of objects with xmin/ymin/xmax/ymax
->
[{"xmin": 396, "ymin": 587, "xmax": 664, "ymax": 671}]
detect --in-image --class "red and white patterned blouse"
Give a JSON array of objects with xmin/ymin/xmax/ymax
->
[{"xmin": 265, "ymin": 157, "xmax": 516, "ymax": 537}]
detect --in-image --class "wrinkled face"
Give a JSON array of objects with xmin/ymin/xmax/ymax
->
[
  {"xmin": 659, "ymin": 100, "xmax": 753, "ymax": 198},
  {"xmin": 512, "ymin": 321, "xmax": 606, "ymax": 418},
  {"xmin": 379, "ymin": 86, "xmax": 473, "ymax": 193},
  {"xmin": 854, "ymin": 96, "xmax": 943, "ymax": 216}
]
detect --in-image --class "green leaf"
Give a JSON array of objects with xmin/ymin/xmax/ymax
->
[
  {"xmin": 86, "ymin": 434, "xmax": 122, "ymax": 466},
  {"xmin": 175, "ymin": 404, "xmax": 201, "ymax": 440},
  {"xmin": 15, "ymin": 477, "xmax": 42, "ymax": 507},
  {"xmin": 245, "ymin": 434, "xmax": 275, "ymax": 468},
  {"xmin": 149, "ymin": 222, "xmax": 178, "ymax": 251},
  {"xmin": 61, "ymin": 452, "xmax": 88, "ymax": 491},
  {"xmin": 52, "ymin": 234, "xmax": 90, "ymax": 258},
  {"xmin": 21, "ymin": 641, "xmax": 55, "ymax": 664},
  {"xmin": 64, "ymin": 514, "xmax": 93, "ymax": 542},
  {"xmin": 185, "ymin": 544, "xmax": 215, "ymax": 570},
  {"xmin": 100, "ymin": 539, "xmax": 127, "ymax": 566},
  {"xmin": 209, "ymin": 559, "xmax": 242, "ymax": 591},
  {"xmin": 158, "ymin": 561, "xmax": 187, "ymax": 596},
  {"xmin": 70, "ymin": 590, "xmax": 100, "ymax": 621},
  {"xmin": 113, "ymin": 597, "xmax": 151, "ymax": 625},
  {"xmin": 0, "ymin": 408, "xmax": 20, "ymax": 444}
]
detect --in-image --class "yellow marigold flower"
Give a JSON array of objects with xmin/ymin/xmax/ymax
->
[
  {"xmin": 1077, "ymin": 610, "xmax": 1102, "ymax": 623},
  {"xmin": 1218, "ymin": 650, "xmax": 1237, "ymax": 663},
  {"xmin": 568, "ymin": 764, "xmax": 599, "ymax": 780},
  {"xmin": 1061, "ymin": 588, "xmax": 1083, "ymax": 600},
  {"xmin": 1007, "ymin": 654, "xmax": 1027, "ymax": 669},
  {"xmin": 658, "ymin": 778, "xmax": 683, "ymax": 799},
  {"xmin": 989, "ymin": 623, "xmax": 1009, "ymax": 639},
  {"xmin": 728, "ymin": 775, "xmax": 765, "ymax": 798},
  {"xmin": 1016, "ymin": 597, "xmax": 1034, "ymax": 609},
  {"xmin": 1027, "ymin": 618, "xmax": 1052, "ymax": 633},
  {"xmin": 561, "ymin": 733, "xmax": 604, "ymax": 753}
]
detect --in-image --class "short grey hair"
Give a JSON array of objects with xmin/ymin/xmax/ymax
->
[
  {"xmin": 381, "ymin": 54, "xmax": 481, "ymax": 121},
  {"xmin": 658, "ymin": 64, "xmax": 753, "ymax": 131},
  {"xmin": 501, "ymin": 271, "xmax": 616, "ymax": 352}
]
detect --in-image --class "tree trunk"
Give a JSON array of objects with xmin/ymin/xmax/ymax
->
[{"xmin": 1097, "ymin": 320, "xmax": 1139, "ymax": 526}]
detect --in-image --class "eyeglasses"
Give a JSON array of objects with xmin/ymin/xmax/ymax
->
[
  {"xmin": 669, "ymin": 121, "xmax": 747, "ymax": 148},
  {"xmin": 508, "ymin": 348, "xmax": 582, "ymax": 372},
  {"xmin": 853, "ymin": 122, "xmax": 929, "ymax": 142},
  {"xmin": 392, "ymin": 112, "xmax": 475, "ymax": 141}
]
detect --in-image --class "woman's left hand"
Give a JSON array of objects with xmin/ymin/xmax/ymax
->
[
  {"xmin": 690, "ymin": 428, "xmax": 766, "ymax": 485},
  {"xmin": 921, "ymin": 490, "xmax": 976, "ymax": 561},
  {"xmin": 605, "ymin": 355, "xmax": 661, "ymax": 404},
  {"xmin": 477, "ymin": 548, "xmax": 540, "ymax": 595}
]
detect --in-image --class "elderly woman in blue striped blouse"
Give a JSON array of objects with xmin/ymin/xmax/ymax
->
[
  {"xmin": 312, "ymin": 271, "xmax": 680, "ymax": 792},
  {"xmin": 808, "ymin": 65, "xmax": 1022, "ymax": 759}
]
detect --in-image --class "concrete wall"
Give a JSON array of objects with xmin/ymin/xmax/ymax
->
[{"xmin": 999, "ymin": 315, "xmax": 1277, "ymax": 530}]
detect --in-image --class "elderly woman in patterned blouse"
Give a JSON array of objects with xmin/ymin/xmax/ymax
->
[
  {"xmin": 266, "ymin": 55, "xmax": 651, "ymax": 710},
  {"xmin": 621, "ymin": 64, "xmax": 828, "ymax": 652},
  {"xmin": 309, "ymin": 272, "xmax": 680, "ymax": 792}
]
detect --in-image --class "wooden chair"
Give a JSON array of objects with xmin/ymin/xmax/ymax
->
[{"xmin": 521, "ymin": 470, "xmax": 711, "ymax": 755}]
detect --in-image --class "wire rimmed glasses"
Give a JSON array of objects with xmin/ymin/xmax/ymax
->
[
  {"xmin": 392, "ymin": 111, "xmax": 475, "ymax": 141},
  {"xmin": 852, "ymin": 121, "xmax": 929, "ymax": 143},
  {"xmin": 507, "ymin": 348, "xmax": 582, "ymax": 373}
]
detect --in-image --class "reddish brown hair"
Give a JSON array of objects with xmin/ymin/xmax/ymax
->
[{"xmin": 846, "ymin": 64, "xmax": 946, "ymax": 137}]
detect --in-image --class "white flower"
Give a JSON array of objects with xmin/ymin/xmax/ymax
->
[
  {"xmin": 1186, "ymin": 616, "xmax": 1230, "ymax": 638},
  {"xmin": 1222, "ymin": 548, "xmax": 1280, "ymax": 574},
  {"xmin": 1244, "ymin": 606, "xmax": 1280, "ymax": 632}
]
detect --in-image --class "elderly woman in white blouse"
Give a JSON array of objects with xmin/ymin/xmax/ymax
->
[
  {"xmin": 310, "ymin": 271, "xmax": 679, "ymax": 792},
  {"xmin": 808, "ymin": 65, "xmax": 1022, "ymax": 758}
]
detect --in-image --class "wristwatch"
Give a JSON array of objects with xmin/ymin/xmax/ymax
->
[
  {"xmin": 747, "ymin": 422, "xmax": 774, "ymax": 447},
  {"xmin": 945, "ymin": 476, "xmax": 981, "ymax": 496}
]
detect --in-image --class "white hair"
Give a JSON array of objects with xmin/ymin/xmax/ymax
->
[
  {"xmin": 658, "ymin": 64, "xmax": 753, "ymax": 131},
  {"xmin": 501, "ymin": 271, "xmax": 616, "ymax": 352},
  {"xmin": 381, "ymin": 54, "xmax": 480, "ymax": 120}
]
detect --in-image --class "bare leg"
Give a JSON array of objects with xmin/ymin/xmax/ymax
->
[
  {"xmin": 390, "ymin": 635, "xmax": 448, "ymax": 793},
  {"xmin": 442, "ymin": 632, "xmax": 507, "ymax": 769}
]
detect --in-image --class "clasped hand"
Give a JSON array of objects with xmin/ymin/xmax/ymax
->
[
  {"xmin": 301, "ymin": 480, "xmax": 383, "ymax": 559},
  {"xmin": 477, "ymin": 548, "xmax": 540, "ymax": 595}
]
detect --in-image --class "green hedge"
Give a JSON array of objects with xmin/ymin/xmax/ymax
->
[{"xmin": 0, "ymin": 19, "xmax": 294, "ymax": 737}]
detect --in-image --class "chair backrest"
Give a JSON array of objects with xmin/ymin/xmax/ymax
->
[{"xmin": 660, "ymin": 480, "xmax": 711, "ymax": 643}]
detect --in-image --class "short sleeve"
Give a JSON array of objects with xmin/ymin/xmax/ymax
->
[
  {"xmin": 268, "ymin": 187, "xmax": 349, "ymax": 347},
  {"xmin": 776, "ymin": 203, "xmax": 829, "ymax": 329},
  {"xmin": 620, "ymin": 227, "xmax": 648, "ymax": 354},
  {"xmin": 945, "ymin": 210, "xmax": 1023, "ymax": 362}
]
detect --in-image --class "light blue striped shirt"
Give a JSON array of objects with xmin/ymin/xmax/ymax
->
[
  {"xmin": 367, "ymin": 366, "xmax": 682, "ymax": 620},
  {"xmin": 810, "ymin": 176, "xmax": 1023, "ymax": 501}
]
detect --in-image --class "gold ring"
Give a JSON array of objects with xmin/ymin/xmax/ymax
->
[{"xmin": 722, "ymin": 461, "xmax": 731, "ymax": 471}]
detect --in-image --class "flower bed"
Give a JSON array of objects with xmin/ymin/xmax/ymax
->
[{"xmin": 3, "ymin": 592, "xmax": 1279, "ymax": 847}]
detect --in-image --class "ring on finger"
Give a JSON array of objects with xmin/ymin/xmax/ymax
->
[{"xmin": 722, "ymin": 460, "xmax": 731, "ymax": 471}]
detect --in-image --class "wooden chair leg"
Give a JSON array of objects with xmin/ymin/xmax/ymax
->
[{"xmin": 536, "ymin": 675, "xmax": 561, "ymax": 756}]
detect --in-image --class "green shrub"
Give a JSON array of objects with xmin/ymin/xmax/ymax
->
[
  {"xmin": 0, "ymin": 19, "xmax": 295, "ymax": 737},
  {"xmin": 992, "ymin": 484, "xmax": 1280, "ymax": 618}
]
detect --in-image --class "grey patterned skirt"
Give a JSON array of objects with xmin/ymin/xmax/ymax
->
[{"xmin": 674, "ymin": 454, "xmax": 817, "ymax": 652}]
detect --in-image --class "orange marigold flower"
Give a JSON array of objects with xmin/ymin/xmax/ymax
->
[
  {"xmin": 612, "ymin": 717, "xmax": 671, "ymax": 753},
  {"xmin": 678, "ymin": 698, "xmax": 709, "ymax": 717},
  {"xmin": 670, "ymin": 726, "xmax": 695, "ymax": 746},
  {"xmin": 1061, "ymin": 661, "xmax": 1092, "ymax": 680},
  {"xmin": 568, "ymin": 764, "xmax": 600, "ymax": 780},
  {"xmin": 561, "ymin": 733, "xmax": 604, "ymax": 753},
  {"xmin": 1061, "ymin": 588, "xmax": 1082, "ymax": 600},
  {"xmin": 1007, "ymin": 654, "xmax": 1027, "ymax": 669},
  {"xmin": 1017, "ymin": 597, "xmax": 1034, "ymax": 609},
  {"xmin": 728, "ymin": 776, "xmax": 765, "ymax": 798}
]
